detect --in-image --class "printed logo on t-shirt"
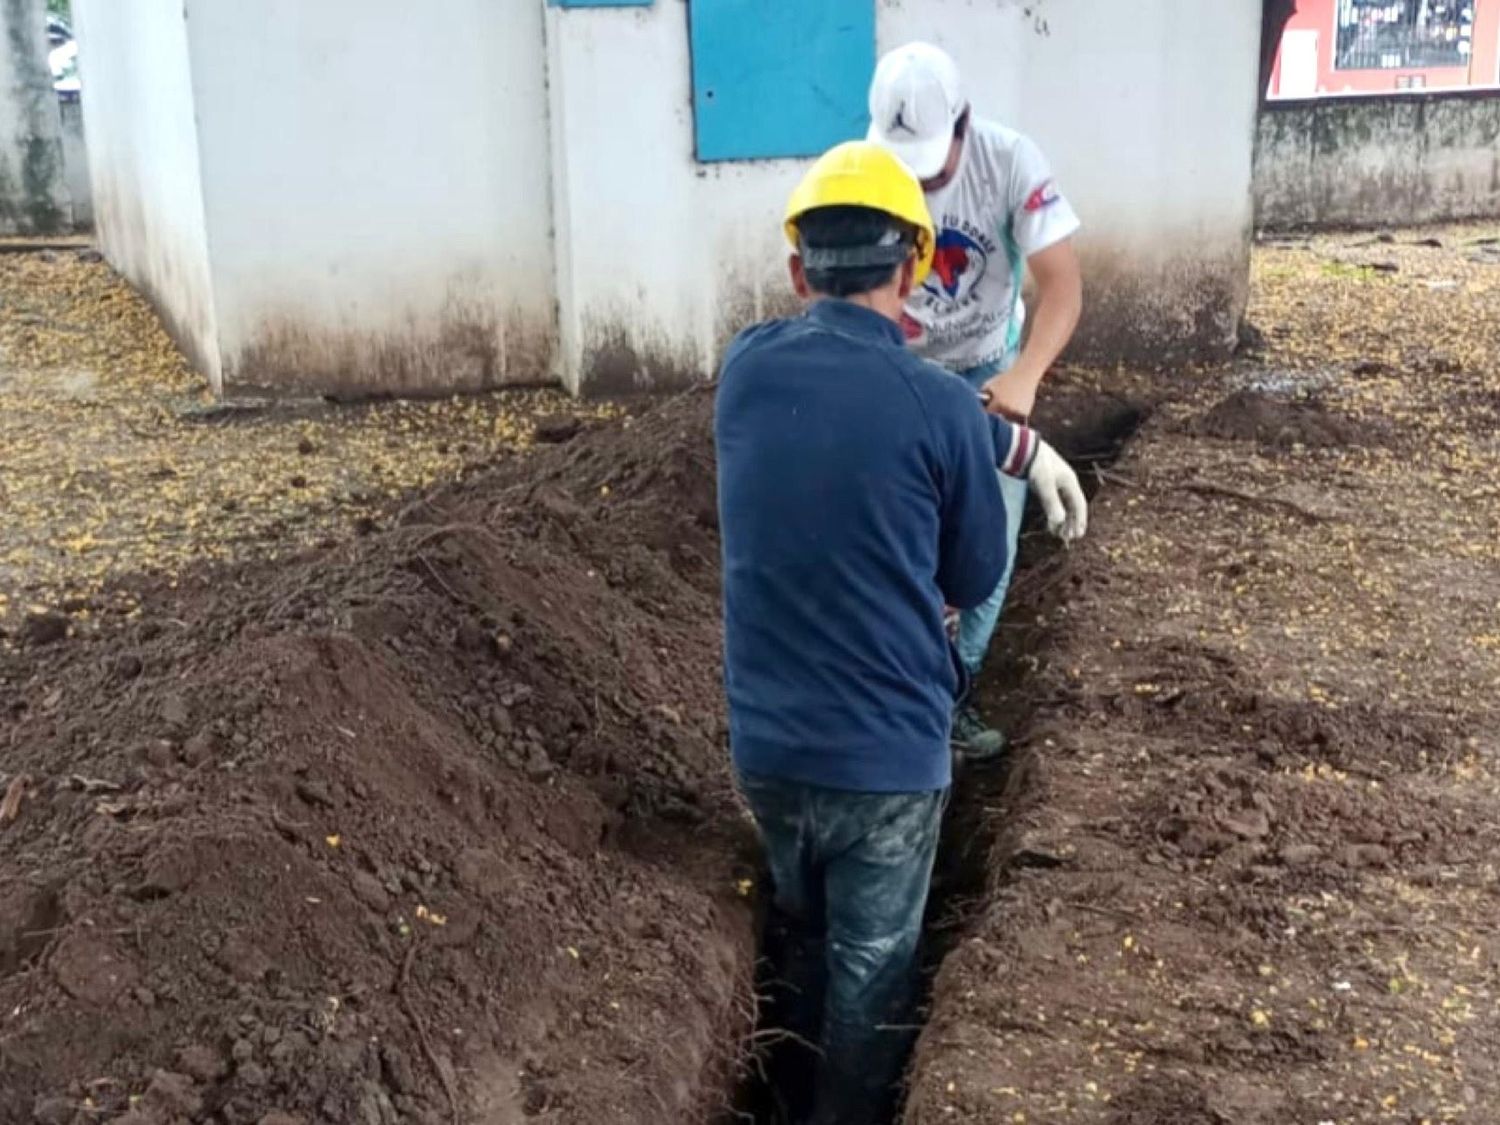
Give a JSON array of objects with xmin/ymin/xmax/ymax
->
[
  {"xmin": 923, "ymin": 226, "xmax": 992, "ymax": 304},
  {"xmin": 903, "ymin": 119, "xmax": 1079, "ymax": 372},
  {"xmin": 1023, "ymin": 180, "xmax": 1061, "ymax": 213},
  {"xmin": 899, "ymin": 311, "xmax": 925, "ymax": 342}
]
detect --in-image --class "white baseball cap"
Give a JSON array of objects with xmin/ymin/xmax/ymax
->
[{"xmin": 866, "ymin": 42, "xmax": 965, "ymax": 182}]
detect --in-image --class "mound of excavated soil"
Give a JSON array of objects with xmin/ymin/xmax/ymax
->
[
  {"xmin": 0, "ymin": 389, "xmax": 757, "ymax": 1125},
  {"xmin": 1192, "ymin": 390, "xmax": 1374, "ymax": 450}
]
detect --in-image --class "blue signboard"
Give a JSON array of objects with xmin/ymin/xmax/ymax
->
[{"xmin": 690, "ymin": 0, "xmax": 875, "ymax": 162}]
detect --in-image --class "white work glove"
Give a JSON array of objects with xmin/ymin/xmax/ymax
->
[{"xmin": 1027, "ymin": 439, "xmax": 1088, "ymax": 543}]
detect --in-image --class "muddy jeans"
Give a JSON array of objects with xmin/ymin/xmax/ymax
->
[
  {"xmin": 737, "ymin": 771, "xmax": 947, "ymax": 1125},
  {"xmin": 956, "ymin": 471, "xmax": 1027, "ymax": 677},
  {"xmin": 954, "ymin": 354, "xmax": 1027, "ymax": 677}
]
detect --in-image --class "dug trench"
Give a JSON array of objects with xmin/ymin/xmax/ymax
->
[
  {"xmin": 0, "ymin": 373, "xmax": 1272, "ymax": 1125},
  {"xmin": 743, "ymin": 359, "xmax": 1500, "ymax": 1124},
  {"xmin": 734, "ymin": 376, "xmax": 1151, "ymax": 1125},
  {"xmin": 1, "ymin": 377, "xmax": 1157, "ymax": 1125}
]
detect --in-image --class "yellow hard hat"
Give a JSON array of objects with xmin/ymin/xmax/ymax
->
[{"xmin": 783, "ymin": 141, "xmax": 936, "ymax": 286}]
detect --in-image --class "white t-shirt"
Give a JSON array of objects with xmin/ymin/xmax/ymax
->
[{"xmin": 900, "ymin": 118, "xmax": 1081, "ymax": 375}]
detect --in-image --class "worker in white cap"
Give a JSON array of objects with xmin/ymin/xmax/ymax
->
[{"xmin": 867, "ymin": 41, "xmax": 1083, "ymax": 761}]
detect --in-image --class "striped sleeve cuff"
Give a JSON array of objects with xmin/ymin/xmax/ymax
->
[{"xmin": 1001, "ymin": 424, "xmax": 1039, "ymax": 478}]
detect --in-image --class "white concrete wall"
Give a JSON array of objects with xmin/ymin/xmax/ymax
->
[
  {"xmin": 880, "ymin": 0, "xmax": 1264, "ymax": 361},
  {"xmin": 0, "ymin": 0, "xmax": 70, "ymax": 234},
  {"xmin": 546, "ymin": 3, "xmax": 802, "ymax": 394},
  {"xmin": 185, "ymin": 0, "xmax": 556, "ymax": 395},
  {"xmin": 548, "ymin": 0, "xmax": 1262, "ymax": 386},
  {"xmin": 73, "ymin": 0, "xmax": 221, "ymax": 387},
  {"xmin": 74, "ymin": 0, "xmax": 1262, "ymax": 396}
]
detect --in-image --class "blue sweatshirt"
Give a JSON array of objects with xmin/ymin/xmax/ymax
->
[{"xmin": 715, "ymin": 299, "xmax": 1027, "ymax": 793}]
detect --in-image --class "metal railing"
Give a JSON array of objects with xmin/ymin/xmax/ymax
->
[{"xmin": 1338, "ymin": 21, "xmax": 1476, "ymax": 70}]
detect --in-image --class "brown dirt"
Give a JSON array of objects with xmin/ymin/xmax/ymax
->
[
  {"xmin": 5, "ymin": 224, "xmax": 1500, "ymax": 1125},
  {"xmin": 1192, "ymin": 389, "xmax": 1375, "ymax": 450},
  {"xmin": 904, "ymin": 227, "xmax": 1500, "ymax": 1124},
  {"xmin": 0, "ymin": 248, "xmax": 618, "ymax": 629},
  {"xmin": 907, "ymin": 399, "xmax": 1500, "ymax": 1122},
  {"xmin": 0, "ymin": 389, "xmax": 758, "ymax": 1125}
]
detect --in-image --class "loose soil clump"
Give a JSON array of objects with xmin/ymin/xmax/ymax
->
[
  {"xmin": 0, "ymin": 390, "xmax": 757, "ymax": 1125},
  {"xmin": 1192, "ymin": 389, "xmax": 1372, "ymax": 450}
]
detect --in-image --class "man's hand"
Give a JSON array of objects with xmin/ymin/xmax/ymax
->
[
  {"xmin": 979, "ymin": 239, "xmax": 1082, "ymax": 423},
  {"xmin": 1027, "ymin": 439, "xmax": 1087, "ymax": 542},
  {"xmin": 979, "ymin": 370, "xmax": 1037, "ymax": 423}
]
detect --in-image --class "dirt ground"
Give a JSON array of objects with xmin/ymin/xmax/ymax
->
[
  {"xmin": 0, "ymin": 248, "xmax": 614, "ymax": 632},
  {"xmin": 1, "ymin": 387, "xmax": 757, "ymax": 1124},
  {"xmin": 905, "ymin": 226, "xmax": 1500, "ymax": 1124},
  {"xmin": 1, "ymin": 224, "xmax": 1498, "ymax": 1125}
]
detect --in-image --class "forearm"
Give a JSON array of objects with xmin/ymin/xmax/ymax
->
[
  {"xmin": 979, "ymin": 240, "xmax": 1083, "ymax": 422},
  {"xmin": 1008, "ymin": 277, "xmax": 1082, "ymax": 396}
]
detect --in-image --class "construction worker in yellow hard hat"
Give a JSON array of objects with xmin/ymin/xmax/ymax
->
[
  {"xmin": 779, "ymin": 139, "xmax": 938, "ymax": 290},
  {"xmin": 714, "ymin": 141, "xmax": 1085, "ymax": 1125}
]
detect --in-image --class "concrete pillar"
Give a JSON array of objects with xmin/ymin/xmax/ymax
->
[
  {"xmin": 58, "ymin": 95, "xmax": 89, "ymax": 229},
  {"xmin": 0, "ymin": 0, "xmax": 70, "ymax": 234}
]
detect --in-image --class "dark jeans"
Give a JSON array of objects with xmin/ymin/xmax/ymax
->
[{"xmin": 738, "ymin": 771, "xmax": 946, "ymax": 1125}]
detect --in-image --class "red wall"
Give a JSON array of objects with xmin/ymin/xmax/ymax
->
[
  {"xmin": 1478, "ymin": 1, "xmax": 1500, "ymax": 84},
  {"xmin": 1270, "ymin": 0, "xmax": 1500, "ymax": 97}
]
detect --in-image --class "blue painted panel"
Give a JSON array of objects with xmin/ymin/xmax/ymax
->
[
  {"xmin": 551, "ymin": 0, "xmax": 652, "ymax": 8},
  {"xmin": 690, "ymin": 0, "xmax": 875, "ymax": 162}
]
